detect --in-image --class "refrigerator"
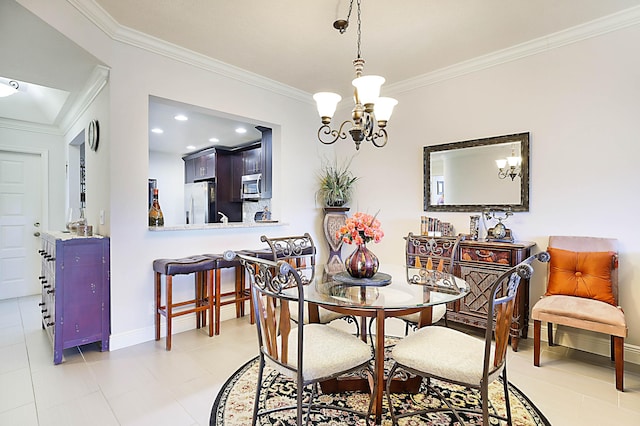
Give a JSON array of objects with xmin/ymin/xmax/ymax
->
[{"xmin": 184, "ymin": 181, "xmax": 217, "ymax": 224}]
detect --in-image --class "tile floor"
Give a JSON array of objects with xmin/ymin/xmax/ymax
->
[{"xmin": 1, "ymin": 295, "xmax": 639, "ymax": 425}]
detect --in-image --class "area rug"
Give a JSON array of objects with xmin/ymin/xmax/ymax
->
[{"xmin": 211, "ymin": 341, "xmax": 551, "ymax": 425}]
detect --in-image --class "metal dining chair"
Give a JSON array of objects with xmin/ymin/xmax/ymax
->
[
  {"xmin": 224, "ymin": 250, "xmax": 376, "ymax": 425},
  {"xmin": 386, "ymin": 252, "xmax": 549, "ymax": 425},
  {"xmin": 259, "ymin": 233, "xmax": 359, "ymax": 334},
  {"xmin": 399, "ymin": 233, "xmax": 465, "ymax": 332}
]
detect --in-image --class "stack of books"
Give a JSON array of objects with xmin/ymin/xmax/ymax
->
[{"xmin": 420, "ymin": 216, "xmax": 454, "ymax": 237}]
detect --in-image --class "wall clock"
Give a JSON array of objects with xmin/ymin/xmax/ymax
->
[{"xmin": 87, "ymin": 120, "xmax": 100, "ymax": 152}]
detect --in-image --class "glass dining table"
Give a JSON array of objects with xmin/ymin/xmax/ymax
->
[{"xmin": 284, "ymin": 263, "xmax": 470, "ymax": 425}]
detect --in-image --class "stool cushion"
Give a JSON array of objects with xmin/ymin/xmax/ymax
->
[
  {"xmin": 202, "ymin": 254, "xmax": 243, "ymax": 269},
  {"xmin": 153, "ymin": 255, "xmax": 216, "ymax": 275}
]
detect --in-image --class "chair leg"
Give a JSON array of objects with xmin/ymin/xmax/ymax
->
[
  {"xmin": 613, "ymin": 336, "xmax": 624, "ymax": 391},
  {"xmin": 165, "ymin": 275, "xmax": 173, "ymax": 351},
  {"xmin": 502, "ymin": 367, "xmax": 513, "ymax": 425},
  {"xmin": 547, "ymin": 321, "xmax": 554, "ymax": 346},
  {"xmin": 195, "ymin": 271, "xmax": 202, "ymax": 329},
  {"xmin": 252, "ymin": 357, "xmax": 265, "ymax": 426},
  {"xmin": 207, "ymin": 270, "xmax": 214, "ymax": 337},
  {"xmin": 154, "ymin": 272, "xmax": 161, "ymax": 341},
  {"xmin": 610, "ymin": 335, "xmax": 615, "ymax": 361},
  {"xmin": 215, "ymin": 269, "xmax": 222, "ymax": 335},
  {"xmin": 533, "ymin": 320, "xmax": 541, "ymax": 367},
  {"xmin": 235, "ymin": 266, "xmax": 243, "ymax": 318},
  {"xmin": 481, "ymin": 380, "xmax": 490, "ymax": 425}
]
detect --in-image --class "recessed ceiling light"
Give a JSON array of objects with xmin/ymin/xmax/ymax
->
[
  {"xmin": 209, "ymin": 137, "xmax": 220, "ymax": 143},
  {"xmin": 174, "ymin": 114, "xmax": 188, "ymax": 121},
  {"xmin": 0, "ymin": 80, "xmax": 19, "ymax": 98},
  {"xmin": 235, "ymin": 127, "xmax": 247, "ymax": 134},
  {"xmin": 151, "ymin": 128, "xmax": 164, "ymax": 134},
  {"xmin": 186, "ymin": 145, "xmax": 196, "ymax": 150}
]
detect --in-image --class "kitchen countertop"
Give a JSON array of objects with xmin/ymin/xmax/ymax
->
[{"xmin": 148, "ymin": 220, "xmax": 285, "ymax": 231}]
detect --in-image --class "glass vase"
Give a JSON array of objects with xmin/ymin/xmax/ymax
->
[{"xmin": 345, "ymin": 244, "xmax": 379, "ymax": 278}]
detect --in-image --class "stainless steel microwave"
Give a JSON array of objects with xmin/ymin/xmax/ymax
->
[{"xmin": 241, "ymin": 173, "xmax": 262, "ymax": 200}]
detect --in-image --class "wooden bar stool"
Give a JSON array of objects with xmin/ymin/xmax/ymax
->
[
  {"xmin": 153, "ymin": 255, "xmax": 216, "ymax": 350},
  {"xmin": 203, "ymin": 254, "xmax": 253, "ymax": 335}
]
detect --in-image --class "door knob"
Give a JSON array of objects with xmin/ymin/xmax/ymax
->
[
  {"xmin": 34, "ymin": 222, "xmax": 41, "ymax": 227},
  {"xmin": 33, "ymin": 232, "xmax": 41, "ymax": 237}
]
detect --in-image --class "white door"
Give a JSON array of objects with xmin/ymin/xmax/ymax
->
[{"xmin": 0, "ymin": 150, "xmax": 42, "ymax": 299}]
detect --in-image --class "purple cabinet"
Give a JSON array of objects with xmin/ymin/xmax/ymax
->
[{"xmin": 39, "ymin": 232, "xmax": 110, "ymax": 364}]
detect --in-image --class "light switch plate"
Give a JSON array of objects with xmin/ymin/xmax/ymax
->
[{"xmin": 99, "ymin": 210, "xmax": 105, "ymax": 225}]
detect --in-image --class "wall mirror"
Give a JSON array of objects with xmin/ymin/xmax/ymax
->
[{"xmin": 424, "ymin": 132, "xmax": 529, "ymax": 212}]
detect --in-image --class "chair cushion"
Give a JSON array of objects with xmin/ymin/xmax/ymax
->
[
  {"xmin": 392, "ymin": 326, "xmax": 499, "ymax": 385},
  {"xmin": 545, "ymin": 247, "xmax": 616, "ymax": 305},
  {"xmin": 398, "ymin": 304, "xmax": 447, "ymax": 325},
  {"xmin": 289, "ymin": 302, "xmax": 346, "ymax": 324},
  {"xmin": 269, "ymin": 324, "xmax": 372, "ymax": 382},
  {"xmin": 532, "ymin": 295, "xmax": 627, "ymax": 337}
]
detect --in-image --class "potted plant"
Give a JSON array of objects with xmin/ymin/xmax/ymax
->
[{"xmin": 317, "ymin": 156, "xmax": 359, "ymax": 207}]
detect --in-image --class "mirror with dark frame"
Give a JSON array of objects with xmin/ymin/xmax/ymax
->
[{"xmin": 423, "ymin": 132, "xmax": 529, "ymax": 212}]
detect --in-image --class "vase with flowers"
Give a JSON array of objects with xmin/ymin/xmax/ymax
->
[{"xmin": 336, "ymin": 211, "xmax": 384, "ymax": 278}]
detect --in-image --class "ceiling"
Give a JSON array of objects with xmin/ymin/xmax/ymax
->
[{"xmin": 2, "ymin": 0, "xmax": 640, "ymax": 152}]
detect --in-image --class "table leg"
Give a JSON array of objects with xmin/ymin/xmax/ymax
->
[{"xmin": 373, "ymin": 309, "xmax": 385, "ymax": 425}]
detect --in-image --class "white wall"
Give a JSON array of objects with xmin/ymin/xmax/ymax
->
[
  {"xmin": 21, "ymin": 0, "xmax": 640, "ymax": 363},
  {"xmin": 342, "ymin": 24, "xmax": 640, "ymax": 361}
]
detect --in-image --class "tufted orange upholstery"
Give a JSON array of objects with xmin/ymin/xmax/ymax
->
[
  {"xmin": 532, "ymin": 236, "xmax": 627, "ymax": 391},
  {"xmin": 545, "ymin": 247, "xmax": 616, "ymax": 305}
]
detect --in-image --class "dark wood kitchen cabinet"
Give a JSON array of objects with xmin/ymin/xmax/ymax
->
[
  {"xmin": 447, "ymin": 239, "xmax": 535, "ymax": 351},
  {"xmin": 39, "ymin": 232, "xmax": 110, "ymax": 364},
  {"xmin": 256, "ymin": 126, "xmax": 272, "ymax": 199},
  {"xmin": 183, "ymin": 148, "xmax": 216, "ymax": 182},
  {"xmin": 242, "ymin": 145, "xmax": 261, "ymax": 175}
]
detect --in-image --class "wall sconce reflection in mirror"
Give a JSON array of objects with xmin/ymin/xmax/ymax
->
[{"xmin": 496, "ymin": 145, "xmax": 522, "ymax": 180}]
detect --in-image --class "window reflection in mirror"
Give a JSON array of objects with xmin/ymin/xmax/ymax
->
[{"xmin": 424, "ymin": 133, "xmax": 529, "ymax": 212}]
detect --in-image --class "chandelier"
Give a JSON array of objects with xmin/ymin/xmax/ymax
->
[
  {"xmin": 495, "ymin": 146, "xmax": 522, "ymax": 180},
  {"xmin": 313, "ymin": 0, "xmax": 397, "ymax": 150}
]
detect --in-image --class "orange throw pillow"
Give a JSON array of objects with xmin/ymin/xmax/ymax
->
[{"xmin": 545, "ymin": 247, "xmax": 616, "ymax": 305}]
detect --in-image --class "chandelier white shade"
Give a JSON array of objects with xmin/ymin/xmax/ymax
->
[
  {"xmin": 373, "ymin": 97, "xmax": 398, "ymax": 122},
  {"xmin": 352, "ymin": 75, "xmax": 384, "ymax": 105},
  {"xmin": 313, "ymin": 92, "xmax": 342, "ymax": 123}
]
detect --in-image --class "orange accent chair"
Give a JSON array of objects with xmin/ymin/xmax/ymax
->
[{"xmin": 532, "ymin": 236, "xmax": 627, "ymax": 391}]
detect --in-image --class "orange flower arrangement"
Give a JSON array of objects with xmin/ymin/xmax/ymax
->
[{"xmin": 336, "ymin": 212, "xmax": 384, "ymax": 245}]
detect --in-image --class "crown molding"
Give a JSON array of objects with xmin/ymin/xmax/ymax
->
[
  {"xmin": 67, "ymin": 1, "xmax": 640, "ymax": 102},
  {"xmin": 67, "ymin": 0, "xmax": 311, "ymax": 104},
  {"xmin": 0, "ymin": 117, "xmax": 63, "ymax": 135},
  {"xmin": 387, "ymin": 5, "xmax": 640, "ymax": 95},
  {"xmin": 60, "ymin": 65, "xmax": 110, "ymax": 134}
]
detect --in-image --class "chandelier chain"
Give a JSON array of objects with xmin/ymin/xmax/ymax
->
[{"xmin": 356, "ymin": 0, "xmax": 362, "ymax": 59}]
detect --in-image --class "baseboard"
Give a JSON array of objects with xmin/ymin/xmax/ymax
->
[
  {"xmin": 527, "ymin": 322, "xmax": 640, "ymax": 365},
  {"xmin": 109, "ymin": 303, "xmax": 248, "ymax": 351}
]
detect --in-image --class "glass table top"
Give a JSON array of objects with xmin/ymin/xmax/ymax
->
[{"xmin": 283, "ymin": 264, "xmax": 470, "ymax": 311}]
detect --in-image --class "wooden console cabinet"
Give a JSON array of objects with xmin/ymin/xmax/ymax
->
[
  {"xmin": 38, "ymin": 232, "xmax": 110, "ymax": 364},
  {"xmin": 447, "ymin": 239, "xmax": 535, "ymax": 351}
]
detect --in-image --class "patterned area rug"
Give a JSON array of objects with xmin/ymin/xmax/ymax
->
[{"xmin": 211, "ymin": 340, "xmax": 551, "ymax": 425}]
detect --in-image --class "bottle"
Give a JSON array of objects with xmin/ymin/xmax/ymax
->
[{"xmin": 149, "ymin": 188, "xmax": 164, "ymax": 227}]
